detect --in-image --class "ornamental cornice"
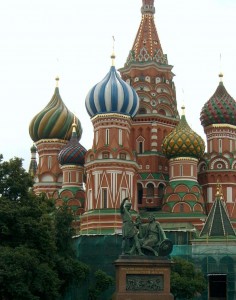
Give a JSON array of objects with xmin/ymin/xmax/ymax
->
[
  {"xmin": 35, "ymin": 139, "xmax": 67, "ymax": 145},
  {"xmin": 169, "ymin": 157, "xmax": 199, "ymax": 162},
  {"xmin": 85, "ymin": 159, "xmax": 139, "ymax": 169},
  {"xmin": 91, "ymin": 113, "xmax": 131, "ymax": 122},
  {"xmin": 205, "ymin": 124, "xmax": 236, "ymax": 130}
]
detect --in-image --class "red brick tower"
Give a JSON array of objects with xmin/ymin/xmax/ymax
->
[
  {"xmin": 29, "ymin": 78, "xmax": 82, "ymax": 197},
  {"xmin": 81, "ymin": 56, "xmax": 140, "ymax": 234},
  {"xmin": 53, "ymin": 120, "xmax": 87, "ymax": 231},
  {"xmin": 119, "ymin": 0, "xmax": 179, "ymax": 211},
  {"xmin": 161, "ymin": 105, "xmax": 206, "ymax": 229},
  {"xmin": 199, "ymin": 74, "xmax": 236, "ymax": 218}
]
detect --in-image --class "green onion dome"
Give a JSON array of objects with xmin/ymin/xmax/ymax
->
[
  {"xmin": 30, "ymin": 144, "xmax": 37, "ymax": 153},
  {"xmin": 29, "ymin": 78, "xmax": 82, "ymax": 142},
  {"xmin": 200, "ymin": 74, "xmax": 236, "ymax": 127},
  {"xmin": 162, "ymin": 106, "xmax": 205, "ymax": 159}
]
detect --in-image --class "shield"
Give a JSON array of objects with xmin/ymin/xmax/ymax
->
[{"xmin": 158, "ymin": 239, "xmax": 173, "ymax": 256}]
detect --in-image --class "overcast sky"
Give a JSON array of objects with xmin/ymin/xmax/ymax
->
[{"xmin": 1, "ymin": 0, "xmax": 236, "ymax": 169}]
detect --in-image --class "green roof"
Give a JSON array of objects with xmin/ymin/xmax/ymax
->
[
  {"xmin": 139, "ymin": 172, "xmax": 169, "ymax": 180},
  {"xmin": 200, "ymin": 194, "xmax": 236, "ymax": 238}
]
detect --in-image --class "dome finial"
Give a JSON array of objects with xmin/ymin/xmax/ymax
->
[
  {"xmin": 181, "ymin": 89, "xmax": 185, "ymax": 116},
  {"xmin": 219, "ymin": 53, "xmax": 223, "ymax": 83},
  {"xmin": 72, "ymin": 115, "xmax": 77, "ymax": 133},
  {"xmin": 111, "ymin": 36, "xmax": 116, "ymax": 66},
  {"xmin": 219, "ymin": 72, "xmax": 224, "ymax": 83},
  {"xmin": 55, "ymin": 76, "xmax": 60, "ymax": 87}
]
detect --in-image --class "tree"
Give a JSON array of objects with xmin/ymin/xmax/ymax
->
[
  {"xmin": 171, "ymin": 257, "xmax": 207, "ymax": 300},
  {"xmin": 88, "ymin": 270, "xmax": 114, "ymax": 300},
  {"xmin": 0, "ymin": 155, "xmax": 33, "ymax": 200},
  {"xmin": 0, "ymin": 155, "xmax": 89, "ymax": 299}
]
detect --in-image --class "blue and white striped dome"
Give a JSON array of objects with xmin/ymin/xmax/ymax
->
[{"xmin": 85, "ymin": 66, "xmax": 139, "ymax": 118}]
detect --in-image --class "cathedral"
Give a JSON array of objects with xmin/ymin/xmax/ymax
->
[{"xmin": 28, "ymin": 1, "xmax": 236, "ymax": 299}]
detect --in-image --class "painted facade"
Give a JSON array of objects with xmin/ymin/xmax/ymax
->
[{"xmin": 28, "ymin": 1, "xmax": 236, "ymax": 298}]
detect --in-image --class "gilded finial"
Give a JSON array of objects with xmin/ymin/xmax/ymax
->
[
  {"xmin": 111, "ymin": 36, "xmax": 116, "ymax": 66},
  {"xmin": 181, "ymin": 89, "xmax": 185, "ymax": 116},
  {"xmin": 55, "ymin": 76, "xmax": 60, "ymax": 87},
  {"xmin": 216, "ymin": 180, "xmax": 223, "ymax": 199},
  {"xmin": 72, "ymin": 115, "xmax": 77, "ymax": 133},
  {"xmin": 219, "ymin": 72, "xmax": 223, "ymax": 83},
  {"xmin": 219, "ymin": 54, "xmax": 223, "ymax": 83}
]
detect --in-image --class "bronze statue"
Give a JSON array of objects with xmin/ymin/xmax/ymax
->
[
  {"xmin": 120, "ymin": 198, "xmax": 173, "ymax": 257},
  {"xmin": 120, "ymin": 198, "xmax": 144, "ymax": 255}
]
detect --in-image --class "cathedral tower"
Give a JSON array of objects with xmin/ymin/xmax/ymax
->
[
  {"xmin": 81, "ymin": 57, "xmax": 140, "ymax": 234},
  {"xmin": 199, "ymin": 74, "xmax": 236, "ymax": 217},
  {"xmin": 119, "ymin": 0, "xmax": 179, "ymax": 210},
  {"xmin": 29, "ymin": 78, "xmax": 82, "ymax": 197}
]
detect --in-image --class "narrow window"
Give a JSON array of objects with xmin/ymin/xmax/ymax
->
[
  {"xmin": 102, "ymin": 188, "xmax": 108, "ymax": 208},
  {"xmin": 119, "ymin": 129, "xmax": 123, "ymax": 145},
  {"xmin": 95, "ymin": 131, "xmax": 98, "ymax": 144},
  {"xmin": 180, "ymin": 165, "xmax": 183, "ymax": 176},
  {"xmin": 139, "ymin": 141, "xmax": 143, "ymax": 154},
  {"xmin": 106, "ymin": 129, "xmax": 109, "ymax": 145},
  {"xmin": 147, "ymin": 183, "xmax": 154, "ymax": 198},
  {"xmin": 48, "ymin": 156, "xmax": 52, "ymax": 169},
  {"xmin": 191, "ymin": 165, "xmax": 193, "ymax": 177},
  {"xmin": 137, "ymin": 183, "xmax": 143, "ymax": 205},
  {"xmin": 209, "ymin": 140, "xmax": 213, "ymax": 152},
  {"xmin": 219, "ymin": 139, "xmax": 222, "ymax": 153},
  {"xmin": 230, "ymin": 139, "xmax": 233, "ymax": 152}
]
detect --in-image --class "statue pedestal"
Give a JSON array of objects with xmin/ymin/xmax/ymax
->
[{"xmin": 113, "ymin": 256, "xmax": 174, "ymax": 300}]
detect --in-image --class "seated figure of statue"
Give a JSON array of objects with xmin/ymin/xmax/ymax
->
[{"xmin": 135, "ymin": 214, "xmax": 173, "ymax": 257}]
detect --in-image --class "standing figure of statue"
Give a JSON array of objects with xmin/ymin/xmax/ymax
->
[{"xmin": 120, "ymin": 198, "xmax": 144, "ymax": 256}]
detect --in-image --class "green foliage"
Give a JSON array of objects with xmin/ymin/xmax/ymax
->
[
  {"xmin": 88, "ymin": 270, "xmax": 114, "ymax": 300},
  {"xmin": 171, "ymin": 257, "xmax": 207, "ymax": 300},
  {"xmin": 0, "ymin": 155, "xmax": 33, "ymax": 200},
  {"xmin": 0, "ymin": 155, "xmax": 89, "ymax": 299}
]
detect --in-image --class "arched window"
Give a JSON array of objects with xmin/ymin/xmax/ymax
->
[
  {"xmin": 147, "ymin": 183, "xmax": 154, "ymax": 198},
  {"xmin": 158, "ymin": 183, "xmax": 165, "ymax": 200},
  {"xmin": 137, "ymin": 183, "xmax": 143, "ymax": 205},
  {"xmin": 139, "ymin": 141, "xmax": 143, "ymax": 154}
]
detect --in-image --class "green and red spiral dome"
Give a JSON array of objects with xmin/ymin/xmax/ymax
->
[{"xmin": 200, "ymin": 74, "xmax": 236, "ymax": 127}]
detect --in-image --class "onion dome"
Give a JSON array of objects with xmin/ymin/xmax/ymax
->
[
  {"xmin": 29, "ymin": 77, "xmax": 82, "ymax": 142},
  {"xmin": 30, "ymin": 144, "xmax": 37, "ymax": 153},
  {"xmin": 85, "ymin": 64, "xmax": 139, "ymax": 118},
  {"xmin": 28, "ymin": 144, "xmax": 38, "ymax": 177},
  {"xmin": 58, "ymin": 120, "xmax": 87, "ymax": 166},
  {"xmin": 162, "ymin": 105, "xmax": 205, "ymax": 159},
  {"xmin": 200, "ymin": 74, "xmax": 236, "ymax": 127}
]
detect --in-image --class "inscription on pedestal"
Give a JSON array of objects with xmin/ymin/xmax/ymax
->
[{"xmin": 126, "ymin": 274, "xmax": 164, "ymax": 292}]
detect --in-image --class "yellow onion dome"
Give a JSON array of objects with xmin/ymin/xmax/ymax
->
[
  {"xmin": 29, "ymin": 78, "xmax": 82, "ymax": 142},
  {"xmin": 162, "ymin": 105, "xmax": 205, "ymax": 159}
]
